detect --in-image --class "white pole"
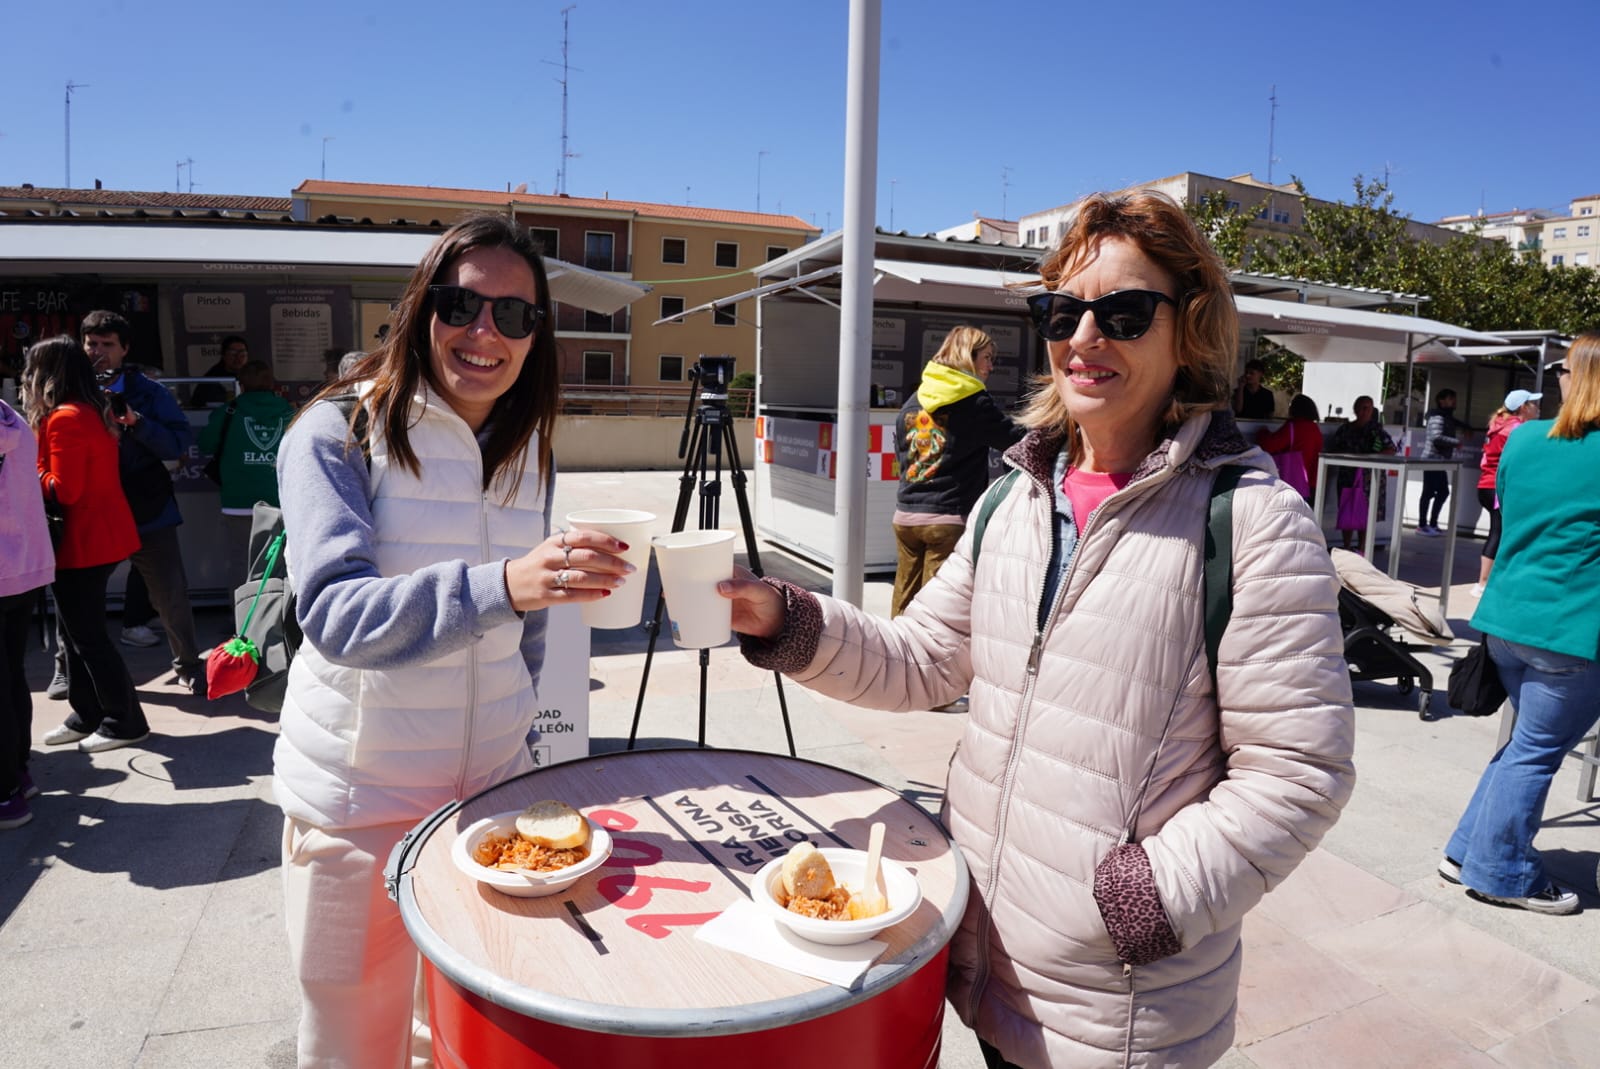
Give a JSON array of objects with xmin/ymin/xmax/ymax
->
[{"xmin": 831, "ymin": 0, "xmax": 881, "ymax": 606}]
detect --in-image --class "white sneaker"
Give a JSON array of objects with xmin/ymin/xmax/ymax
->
[
  {"xmin": 43, "ymin": 723, "xmax": 90, "ymax": 746},
  {"xmin": 120, "ymin": 625, "xmax": 161, "ymax": 648},
  {"xmin": 77, "ymin": 731, "xmax": 151, "ymax": 754}
]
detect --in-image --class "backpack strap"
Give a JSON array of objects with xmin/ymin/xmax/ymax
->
[
  {"xmin": 970, "ymin": 468, "xmax": 1021, "ymax": 569},
  {"xmin": 1203, "ymin": 465, "xmax": 1247, "ymax": 687}
]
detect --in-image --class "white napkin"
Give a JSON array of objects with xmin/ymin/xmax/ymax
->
[{"xmin": 695, "ymin": 898, "xmax": 886, "ymax": 989}]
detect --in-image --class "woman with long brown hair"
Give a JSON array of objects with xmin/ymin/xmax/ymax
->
[
  {"xmin": 272, "ymin": 214, "xmax": 633, "ymax": 1065},
  {"xmin": 22, "ymin": 336, "xmax": 147, "ymax": 756}
]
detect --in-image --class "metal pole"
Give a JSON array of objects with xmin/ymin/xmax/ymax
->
[
  {"xmin": 322, "ymin": 137, "xmax": 333, "ymax": 181},
  {"xmin": 831, "ymin": 0, "xmax": 881, "ymax": 607}
]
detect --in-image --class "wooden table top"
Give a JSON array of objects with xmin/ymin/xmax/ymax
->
[{"xmin": 391, "ymin": 747, "xmax": 966, "ymax": 1037}]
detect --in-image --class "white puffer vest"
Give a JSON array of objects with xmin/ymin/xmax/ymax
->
[{"xmin": 273, "ymin": 389, "xmax": 546, "ymax": 830}]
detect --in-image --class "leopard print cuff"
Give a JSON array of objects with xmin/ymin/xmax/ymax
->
[
  {"xmin": 737, "ymin": 577, "xmax": 823, "ymax": 675},
  {"xmin": 1093, "ymin": 842, "xmax": 1182, "ymax": 967}
]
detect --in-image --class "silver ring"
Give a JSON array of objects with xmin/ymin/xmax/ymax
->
[
  {"xmin": 562, "ymin": 545, "xmax": 573, "ymax": 567},
  {"xmin": 553, "ymin": 569, "xmax": 570, "ymax": 590},
  {"xmin": 558, "ymin": 529, "xmax": 570, "ymax": 549}
]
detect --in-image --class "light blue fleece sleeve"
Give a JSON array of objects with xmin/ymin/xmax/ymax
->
[{"xmin": 277, "ymin": 399, "xmax": 524, "ymax": 671}]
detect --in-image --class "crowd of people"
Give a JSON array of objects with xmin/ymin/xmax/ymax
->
[{"xmin": 1, "ymin": 203, "xmax": 1594, "ymax": 1067}]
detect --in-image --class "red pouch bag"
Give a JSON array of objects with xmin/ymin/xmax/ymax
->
[{"xmin": 206, "ymin": 635, "xmax": 260, "ymax": 699}]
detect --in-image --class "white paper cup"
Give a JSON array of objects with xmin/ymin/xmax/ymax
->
[
  {"xmin": 566, "ymin": 509, "xmax": 657, "ymax": 629},
  {"xmin": 650, "ymin": 529, "xmax": 737, "ymax": 648}
]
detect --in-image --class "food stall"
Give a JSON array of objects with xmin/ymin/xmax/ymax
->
[{"xmin": 3, "ymin": 216, "xmax": 649, "ymax": 754}]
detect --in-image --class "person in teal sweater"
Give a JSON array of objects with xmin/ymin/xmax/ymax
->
[
  {"xmin": 198, "ymin": 361, "xmax": 294, "ymax": 585},
  {"xmin": 1440, "ymin": 332, "xmax": 1600, "ymax": 916}
]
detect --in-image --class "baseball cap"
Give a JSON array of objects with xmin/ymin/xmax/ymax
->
[{"xmin": 1504, "ymin": 389, "xmax": 1542, "ymax": 410}]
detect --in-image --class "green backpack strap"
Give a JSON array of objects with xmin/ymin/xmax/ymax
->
[
  {"xmin": 1203, "ymin": 464, "xmax": 1247, "ymax": 687},
  {"xmin": 970, "ymin": 468, "xmax": 1021, "ymax": 568}
]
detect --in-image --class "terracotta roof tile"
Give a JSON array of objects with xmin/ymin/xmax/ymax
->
[
  {"xmin": 294, "ymin": 180, "xmax": 817, "ymax": 232},
  {"xmin": 0, "ymin": 186, "xmax": 291, "ymax": 213}
]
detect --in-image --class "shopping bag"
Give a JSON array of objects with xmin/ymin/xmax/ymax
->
[
  {"xmin": 206, "ymin": 504, "xmax": 298, "ymax": 708},
  {"xmin": 1447, "ymin": 637, "xmax": 1506, "ymax": 717},
  {"xmin": 1270, "ymin": 424, "xmax": 1312, "ymax": 499},
  {"xmin": 1336, "ymin": 480, "xmax": 1369, "ymax": 530}
]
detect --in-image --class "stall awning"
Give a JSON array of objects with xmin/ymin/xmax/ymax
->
[
  {"xmin": 655, "ymin": 258, "xmax": 1036, "ymax": 325},
  {"xmin": 1235, "ymin": 295, "xmax": 1506, "ymax": 363},
  {"xmin": 0, "ymin": 221, "xmax": 651, "ymax": 314}
]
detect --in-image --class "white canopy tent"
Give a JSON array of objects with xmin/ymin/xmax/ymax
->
[{"xmin": 0, "ymin": 219, "xmax": 651, "ymax": 314}]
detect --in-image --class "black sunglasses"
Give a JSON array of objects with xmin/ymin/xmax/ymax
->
[
  {"xmin": 1026, "ymin": 289, "xmax": 1178, "ymax": 342},
  {"xmin": 428, "ymin": 285, "xmax": 545, "ymax": 340}
]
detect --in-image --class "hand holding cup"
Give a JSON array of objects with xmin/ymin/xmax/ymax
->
[{"xmin": 505, "ymin": 525, "xmax": 636, "ymax": 614}]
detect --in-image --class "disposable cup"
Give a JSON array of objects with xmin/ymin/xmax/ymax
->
[
  {"xmin": 565, "ymin": 509, "xmax": 657, "ymax": 629},
  {"xmin": 650, "ymin": 529, "xmax": 737, "ymax": 648}
]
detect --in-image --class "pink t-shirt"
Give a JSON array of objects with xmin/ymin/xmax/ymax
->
[{"xmin": 1062, "ymin": 466, "xmax": 1133, "ymax": 528}]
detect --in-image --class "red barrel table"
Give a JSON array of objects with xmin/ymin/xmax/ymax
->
[{"xmin": 386, "ymin": 747, "xmax": 968, "ymax": 1069}]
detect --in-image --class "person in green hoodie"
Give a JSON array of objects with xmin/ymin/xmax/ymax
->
[
  {"xmin": 891, "ymin": 325, "xmax": 1026, "ymax": 617},
  {"xmin": 198, "ymin": 360, "xmax": 295, "ymax": 585}
]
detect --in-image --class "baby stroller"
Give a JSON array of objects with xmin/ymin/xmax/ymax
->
[{"xmin": 1330, "ymin": 549, "xmax": 1455, "ymax": 721}]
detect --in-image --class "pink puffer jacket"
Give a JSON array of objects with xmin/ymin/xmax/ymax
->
[{"xmin": 744, "ymin": 410, "xmax": 1355, "ymax": 1068}]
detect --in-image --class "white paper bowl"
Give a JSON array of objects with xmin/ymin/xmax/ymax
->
[
  {"xmin": 752, "ymin": 847, "xmax": 921, "ymax": 945},
  {"xmin": 451, "ymin": 810, "xmax": 612, "ymax": 898}
]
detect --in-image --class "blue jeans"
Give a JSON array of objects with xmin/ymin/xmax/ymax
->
[{"xmin": 1445, "ymin": 636, "xmax": 1600, "ymax": 897}]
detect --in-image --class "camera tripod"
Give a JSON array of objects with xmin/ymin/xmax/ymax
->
[{"xmin": 627, "ymin": 360, "xmax": 796, "ymax": 755}]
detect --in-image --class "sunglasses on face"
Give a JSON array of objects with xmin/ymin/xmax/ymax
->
[
  {"xmin": 428, "ymin": 285, "xmax": 545, "ymax": 339},
  {"xmin": 1026, "ymin": 289, "xmax": 1178, "ymax": 342}
]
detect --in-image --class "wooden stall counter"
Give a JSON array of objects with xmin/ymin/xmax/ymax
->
[{"xmin": 387, "ymin": 748, "xmax": 968, "ymax": 1069}]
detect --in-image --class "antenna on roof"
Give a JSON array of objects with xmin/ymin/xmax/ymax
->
[
  {"xmin": 176, "ymin": 158, "xmax": 194, "ymax": 193},
  {"xmin": 65, "ymin": 80, "xmax": 89, "ymax": 188},
  {"xmin": 1265, "ymin": 85, "xmax": 1282, "ymax": 226},
  {"xmin": 546, "ymin": 6, "xmax": 583, "ymax": 196},
  {"xmin": 1000, "ymin": 166, "xmax": 1012, "ymax": 221}
]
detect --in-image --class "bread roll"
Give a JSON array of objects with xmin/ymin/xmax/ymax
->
[
  {"xmin": 514, "ymin": 800, "xmax": 590, "ymax": 850},
  {"xmin": 780, "ymin": 841, "xmax": 835, "ymax": 899}
]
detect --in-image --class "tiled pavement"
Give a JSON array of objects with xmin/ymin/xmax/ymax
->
[{"xmin": 1, "ymin": 471, "xmax": 1594, "ymax": 1068}]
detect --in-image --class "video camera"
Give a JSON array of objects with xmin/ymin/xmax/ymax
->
[{"xmin": 692, "ymin": 354, "xmax": 738, "ymax": 400}]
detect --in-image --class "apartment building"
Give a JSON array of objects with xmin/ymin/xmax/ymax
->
[
  {"xmin": 1016, "ymin": 171, "xmax": 1462, "ymax": 250},
  {"xmin": 293, "ymin": 181, "xmax": 817, "ymax": 386},
  {"xmin": 1533, "ymin": 194, "xmax": 1600, "ymax": 269},
  {"xmin": 1435, "ymin": 207, "xmax": 1553, "ymax": 254}
]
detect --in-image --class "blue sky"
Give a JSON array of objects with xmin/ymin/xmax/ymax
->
[{"xmin": 4, "ymin": 1, "xmax": 1595, "ymax": 234}]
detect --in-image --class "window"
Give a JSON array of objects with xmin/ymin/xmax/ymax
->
[
  {"xmin": 1579, "ymin": 225, "xmax": 1591, "ymax": 238},
  {"xmin": 714, "ymin": 241, "xmax": 739, "ymax": 269},
  {"xmin": 528, "ymin": 227, "xmax": 559, "ymax": 259},
  {"xmin": 713, "ymin": 302, "xmax": 737, "ymax": 327},
  {"xmin": 766, "ymin": 245, "xmax": 788, "ymax": 262},
  {"xmin": 661, "ymin": 237, "xmax": 686, "ymax": 264},
  {"xmin": 582, "ymin": 351, "xmax": 613, "ymax": 384},
  {"xmin": 1551, "ymin": 254, "xmax": 1565, "ymax": 266},
  {"xmin": 1576, "ymin": 251, "xmax": 1590, "ymax": 267},
  {"xmin": 1272, "ymin": 209, "xmax": 1291, "ymax": 224},
  {"xmin": 1553, "ymin": 227, "xmax": 1567, "ymax": 240},
  {"xmin": 584, "ymin": 231, "xmax": 615, "ymax": 271},
  {"xmin": 1024, "ymin": 228, "xmax": 1035, "ymax": 245},
  {"xmin": 1226, "ymin": 200, "xmax": 1241, "ymax": 212},
  {"xmin": 1582, "ymin": 206, "xmax": 1595, "ymax": 216},
  {"xmin": 659, "ymin": 355, "xmax": 685, "ymax": 382},
  {"xmin": 659, "ymin": 296, "xmax": 685, "ymax": 322},
  {"xmin": 584, "ymin": 310, "xmax": 614, "ymax": 333}
]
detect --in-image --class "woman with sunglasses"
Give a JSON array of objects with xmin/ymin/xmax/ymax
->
[
  {"xmin": 721, "ymin": 191, "xmax": 1354, "ymax": 1068},
  {"xmin": 271, "ymin": 214, "xmax": 633, "ymax": 1067},
  {"xmin": 1440, "ymin": 334, "xmax": 1600, "ymax": 916}
]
